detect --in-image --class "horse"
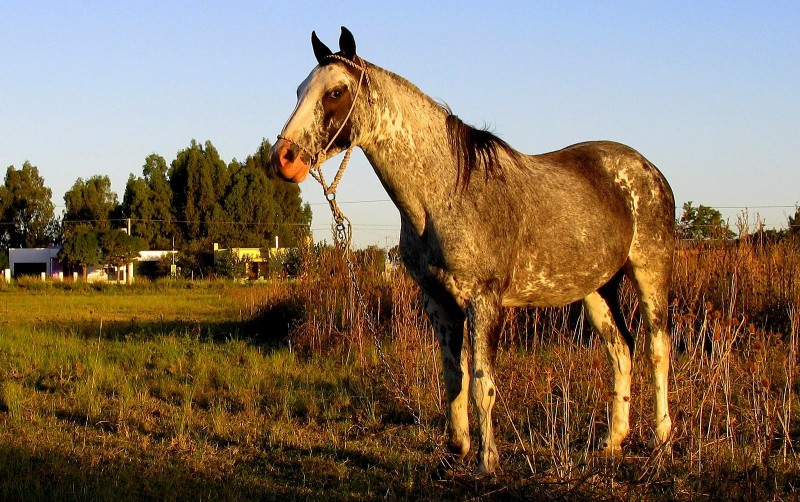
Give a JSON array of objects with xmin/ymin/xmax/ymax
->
[{"xmin": 270, "ymin": 27, "xmax": 675, "ymax": 474}]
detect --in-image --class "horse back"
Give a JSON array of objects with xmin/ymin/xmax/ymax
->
[{"xmin": 498, "ymin": 141, "xmax": 674, "ymax": 307}]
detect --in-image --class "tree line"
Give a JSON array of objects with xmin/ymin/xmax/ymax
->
[
  {"xmin": 0, "ymin": 139, "xmax": 311, "ymax": 277},
  {"xmin": 677, "ymin": 201, "xmax": 800, "ymax": 241}
]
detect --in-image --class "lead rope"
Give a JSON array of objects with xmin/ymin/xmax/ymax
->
[
  {"xmin": 298, "ymin": 72, "xmax": 453, "ymax": 470},
  {"xmin": 293, "ymin": 56, "xmax": 451, "ymax": 470},
  {"xmin": 330, "ymin": 193, "xmax": 454, "ymax": 471},
  {"xmin": 308, "ymin": 146, "xmax": 354, "ymax": 248}
]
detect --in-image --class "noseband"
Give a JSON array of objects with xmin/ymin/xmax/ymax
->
[{"xmin": 277, "ymin": 55, "xmax": 372, "ymax": 248}]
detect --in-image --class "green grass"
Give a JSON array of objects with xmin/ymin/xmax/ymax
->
[
  {"xmin": 0, "ymin": 283, "xmax": 442, "ymax": 500},
  {"xmin": 0, "ymin": 340, "xmax": 405, "ymax": 500}
]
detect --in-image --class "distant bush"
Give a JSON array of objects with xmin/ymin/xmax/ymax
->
[{"xmin": 14, "ymin": 275, "xmax": 48, "ymax": 291}]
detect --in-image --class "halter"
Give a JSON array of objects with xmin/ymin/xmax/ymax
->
[{"xmin": 277, "ymin": 54, "xmax": 372, "ymax": 248}]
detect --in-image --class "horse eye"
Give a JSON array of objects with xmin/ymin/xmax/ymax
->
[{"xmin": 329, "ymin": 90, "xmax": 343, "ymax": 100}]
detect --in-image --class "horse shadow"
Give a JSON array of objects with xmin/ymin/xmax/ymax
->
[{"xmin": 37, "ymin": 297, "xmax": 305, "ymax": 349}]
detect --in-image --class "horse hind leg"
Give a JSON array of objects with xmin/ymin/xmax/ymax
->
[
  {"xmin": 584, "ymin": 271, "xmax": 634, "ymax": 452},
  {"xmin": 625, "ymin": 259, "xmax": 672, "ymax": 448}
]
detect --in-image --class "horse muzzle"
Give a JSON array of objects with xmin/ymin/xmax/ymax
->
[{"xmin": 270, "ymin": 138, "xmax": 311, "ymax": 183}]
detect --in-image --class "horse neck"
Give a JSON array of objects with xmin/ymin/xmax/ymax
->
[{"xmin": 357, "ymin": 64, "xmax": 455, "ymax": 228}]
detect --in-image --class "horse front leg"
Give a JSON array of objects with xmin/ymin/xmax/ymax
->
[
  {"xmin": 466, "ymin": 287, "xmax": 503, "ymax": 474},
  {"xmin": 423, "ymin": 294, "xmax": 470, "ymax": 464}
]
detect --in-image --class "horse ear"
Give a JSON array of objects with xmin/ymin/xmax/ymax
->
[
  {"xmin": 339, "ymin": 26, "xmax": 356, "ymax": 60},
  {"xmin": 312, "ymin": 31, "xmax": 333, "ymax": 63}
]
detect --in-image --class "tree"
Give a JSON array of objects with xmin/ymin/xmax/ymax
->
[
  {"xmin": 122, "ymin": 174, "xmax": 151, "ymax": 237},
  {"xmin": 144, "ymin": 154, "xmax": 176, "ymax": 249},
  {"xmin": 214, "ymin": 251, "xmax": 251, "ymax": 280},
  {"xmin": 59, "ymin": 229, "xmax": 101, "ymax": 279},
  {"xmin": 244, "ymin": 139, "xmax": 312, "ymax": 247},
  {"xmin": 219, "ymin": 157, "xmax": 280, "ymax": 248},
  {"xmin": 63, "ymin": 175, "xmax": 120, "ymax": 233},
  {"xmin": 122, "ymin": 154, "xmax": 175, "ymax": 250},
  {"xmin": 677, "ymin": 201, "xmax": 735, "ymax": 240},
  {"xmin": 166, "ymin": 140, "xmax": 233, "ymax": 276},
  {"xmin": 788, "ymin": 206, "xmax": 800, "ymax": 238},
  {"xmin": 100, "ymin": 230, "xmax": 144, "ymax": 283},
  {"xmin": 169, "ymin": 140, "xmax": 230, "ymax": 249},
  {"xmin": 111, "ymin": 138, "xmax": 313, "ymax": 276},
  {"xmin": 355, "ymin": 245, "xmax": 387, "ymax": 276},
  {"xmin": 0, "ymin": 161, "xmax": 56, "ymax": 249}
]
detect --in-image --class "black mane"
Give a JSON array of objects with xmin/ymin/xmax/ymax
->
[{"xmin": 444, "ymin": 108, "xmax": 522, "ymax": 192}]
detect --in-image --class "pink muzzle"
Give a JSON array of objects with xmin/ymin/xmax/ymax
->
[{"xmin": 271, "ymin": 138, "xmax": 310, "ymax": 183}]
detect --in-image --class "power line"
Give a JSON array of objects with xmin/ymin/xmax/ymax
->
[
  {"xmin": 677, "ymin": 205, "xmax": 797, "ymax": 209},
  {"xmin": 4, "ymin": 203, "xmax": 797, "ymax": 229},
  {"xmin": 52, "ymin": 218, "xmax": 312, "ymax": 227}
]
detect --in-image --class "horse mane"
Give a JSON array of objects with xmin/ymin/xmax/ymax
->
[
  {"xmin": 368, "ymin": 66, "xmax": 523, "ymax": 192},
  {"xmin": 442, "ymin": 106, "xmax": 523, "ymax": 192}
]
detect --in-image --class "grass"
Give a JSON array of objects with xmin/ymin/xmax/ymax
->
[
  {"xmin": 1, "ymin": 339, "xmax": 384, "ymax": 500},
  {"xmin": 0, "ymin": 239, "xmax": 799, "ymax": 500},
  {"xmin": 0, "ymin": 281, "xmax": 441, "ymax": 500}
]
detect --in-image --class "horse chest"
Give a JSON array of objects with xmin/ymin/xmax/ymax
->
[{"xmin": 398, "ymin": 233, "xmax": 481, "ymax": 308}]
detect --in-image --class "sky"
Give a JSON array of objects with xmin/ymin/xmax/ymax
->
[{"xmin": 2, "ymin": 1, "xmax": 798, "ymax": 248}]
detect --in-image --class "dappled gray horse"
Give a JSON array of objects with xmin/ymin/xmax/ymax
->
[{"xmin": 270, "ymin": 27, "xmax": 675, "ymax": 473}]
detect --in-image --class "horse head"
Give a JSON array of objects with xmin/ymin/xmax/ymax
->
[{"xmin": 270, "ymin": 27, "xmax": 368, "ymax": 183}]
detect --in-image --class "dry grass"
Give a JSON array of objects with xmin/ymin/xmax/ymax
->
[
  {"xmin": 1, "ymin": 238, "xmax": 799, "ymax": 500},
  {"xmin": 286, "ymin": 241, "xmax": 800, "ymax": 499}
]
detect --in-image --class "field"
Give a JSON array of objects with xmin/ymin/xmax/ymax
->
[{"xmin": 1, "ymin": 239, "xmax": 799, "ymax": 501}]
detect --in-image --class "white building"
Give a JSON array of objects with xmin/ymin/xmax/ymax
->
[
  {"xmin": 9, "ymin": 247, "xmax": 63, "ymax": 279},
  {"xmin": 7, "ymin": 247, "xmax": 177, "ymax": 282}
]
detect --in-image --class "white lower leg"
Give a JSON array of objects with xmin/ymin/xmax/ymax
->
[
  {"xmin": 446, "ymin": 357, "xmax": 471, "ymax": 459},
  {"xmin": 472, "ymin": 369, "xmax": 499, "ymax": 473},
  {"xmin": 584, "ymin": 292, "xmax": 632, "ymax": 451},
  {"xmin": 650, "ymin": 329, "xmax": 672, "ymax": 444},
  {"xmin": 603, "ymin": 340, "xmax": 632, "ymax": 451}
]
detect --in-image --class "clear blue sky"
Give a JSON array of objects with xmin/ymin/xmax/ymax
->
[{"xmin": 3, "ymin": 1, "xmax": 798, "ymax": 248}]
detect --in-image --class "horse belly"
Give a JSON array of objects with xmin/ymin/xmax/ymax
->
[{"xmin": 502, "ymin": 250, "xmax": 625, "ymax": 308}]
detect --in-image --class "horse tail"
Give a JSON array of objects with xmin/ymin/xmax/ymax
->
[{"xmin": 598, "ymin": 269, "xmax": 635, "ymax": 356}]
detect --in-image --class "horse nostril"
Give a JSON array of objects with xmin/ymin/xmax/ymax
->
[{"xmin": 281, "ymin": 147, "xmax": 296, "ymax": 165}]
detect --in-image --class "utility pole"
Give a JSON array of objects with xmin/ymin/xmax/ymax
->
[{"xmin": 125, "ymin": 217, "xmax": 134, "ymax": 285}]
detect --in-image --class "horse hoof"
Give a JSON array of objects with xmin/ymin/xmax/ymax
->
[
  {"xmin": 476, "ymin": 450, "xmax": 499, "ymax": 475},
  {"xmin": 476, "ymin": 463, "xmax": 498, "ymax": 476},
  {"xmin": 652, "ymin": 416, "xmax": 673, "ymax": 449}
]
